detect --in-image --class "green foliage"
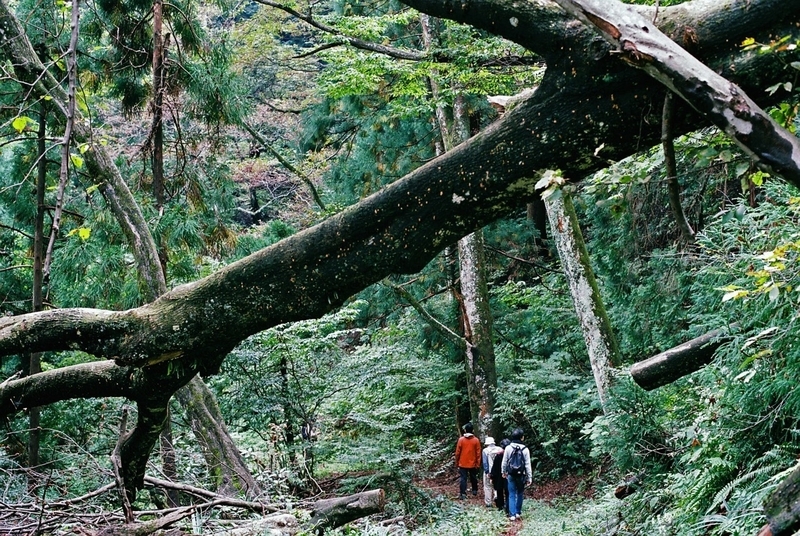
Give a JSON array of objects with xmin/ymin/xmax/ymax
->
[
  {"xmin": 491, "ymin": 277, "xmax": 599, "ymax": 478},
  {"xmin": 182, "ymin": 38, "xmax": 251, "ymax": 128}
]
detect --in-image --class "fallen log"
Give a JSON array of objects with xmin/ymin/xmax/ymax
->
[
  {"xmin": 756, "ymin": 463, "xmax": 800, "ymax": 536},
  {"xmin": 308, "ymin": 489, "xmax": 385, "ymax": 533},
  {"xmin": 630, "ymin": 327, "xmax": 735, "ymax": 390}
]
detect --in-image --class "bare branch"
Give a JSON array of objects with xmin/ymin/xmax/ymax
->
[
  {"xmin": 43, "ymin": 0, "xmax": 80, "ymax": 279},
  {"xmin": 254, "ymin": 0, "xmax": 427, "ymax": 61},
  {"xmin": 241, "ymin": 121, "xmax": 326, "ymax": 210},
  {"xmin": 383, "ymin": 278, "xmax": 467, "ymax": 350}
]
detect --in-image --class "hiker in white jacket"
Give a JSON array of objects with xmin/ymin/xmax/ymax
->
[{"xmin": 481, "ymin": 436, "xmax": 503, "ymax": 507}]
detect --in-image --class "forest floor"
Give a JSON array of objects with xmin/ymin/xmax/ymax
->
[{"xmin": 416, "ymin": 470, "xmax": 594, "ymax": 536}]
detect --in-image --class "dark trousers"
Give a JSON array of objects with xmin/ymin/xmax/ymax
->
[
  {"xmin": 459, "ymin": 467, "xmax": 478, "ymax": 496},
  {"xmin": 492, "ymin": 475, "xmax": 509, "ymax": 512}
]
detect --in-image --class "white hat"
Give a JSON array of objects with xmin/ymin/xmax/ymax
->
[{"xmin": 485, "ymin": 436, "xmax": 495, "ymax": 446}]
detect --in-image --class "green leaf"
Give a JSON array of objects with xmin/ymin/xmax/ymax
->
[
  {"xmin": 12, "ymin": 116, "xmax": 33, "ymax": 133},
  {"xmin": 67, "ymin": 227, "xmax": 91, "ymax": 241},
  {"xmin": 70, "ymin": 154, "xmax": 84, "ymax": 168}
]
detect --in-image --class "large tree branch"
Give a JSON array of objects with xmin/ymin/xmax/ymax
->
[
  {"xmin": 553, "ymin": 0, "xmax": 800, "ymax": 187},
  {"xmin": 0, "ymin": 1, "xmax": 795, "ymax": 372}
]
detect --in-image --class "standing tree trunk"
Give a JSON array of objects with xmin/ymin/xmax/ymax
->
[
  {"xmin": 544, "ymin": 188, "xmax": 620, "ymax": 410},
  {"xmin": 421, "ymin": 15, "xmax": 498, "ymax": 440},
  {"xmin": 457, "ymin": 231, "xmax": 498, "ymax": 439},
  {"xmin": 150, "ymin": 2, "xmax": 180, "ymax": 506},
  {"xmin": 27, "ymin": 102, "xmax": 49, "ymax": 474},
  {"xmin": 662, "ymin": 92, "xmax": 695, "ymax": 243}
]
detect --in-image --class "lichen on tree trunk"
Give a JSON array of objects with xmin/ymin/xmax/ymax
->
[{"xmin": 545, "ymin": 190, "xmax": 620, "ymax": 409}]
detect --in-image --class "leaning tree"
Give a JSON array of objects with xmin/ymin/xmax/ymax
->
[{"xmin": 1, "ymin": 0, "xmax": 799, "ymax": 516}]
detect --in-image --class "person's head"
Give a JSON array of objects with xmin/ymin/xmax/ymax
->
[
  {"xmin": 463, "ymin": 422, "xmax": 474, "ymax": 434},
  {"xmin": 499, "ymin": 438, "xmax": 511, "ymax": 449},
  {"xmin": 484, "ymin": 436, "xmax": 495, "ymax": 446},
  {"xmin": 510, "ymin": 427, "xmax": 524, "ymax": 441}
]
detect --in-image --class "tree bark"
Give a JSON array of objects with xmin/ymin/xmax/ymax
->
[
  {"xmin": 174, "ymin": 376, "xmax": 261, "ymax": 498},
  {"xmin": 662, "ymin": 92, "xmax": 696, "ymax": 242},
  {"xmin": 545, "ymin": 190, "xmax": 620, "ymax": 409},
  {"xmin": 308, "ymin": 489, "xmax": 385, "ymax": 533},
  {"xmin": 756, "ymin": 462, "xmax": 800, "ymax": 536},
  {"xmin": 458, "ymin": 231, "xmax": 498, "ymax": 439},
  {"xmin": 552, "ymin": 0, "xmax": 800, "ymax": 186},
  {"xmin": 422, "ymin": 15, "xmax": 498, "ymax": 440},
  {"xmin": 629, "ymin": 327, "xmax": 735, "ymax": 390}
]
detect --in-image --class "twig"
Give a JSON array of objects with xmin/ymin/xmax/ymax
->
[
  {"xmin": 34, "ymin": 470, "xmax": 52, "ymax": 534},
  {"xmin": 142, "ymin": 476, "xmax": 281, "ymax": 514},
  {"xmin": 242, "ymin": 122, "xmax": 326, "ymax": 211},
  {"xmin": 383, "ymin": 278, "xmax": 467, "ymax": 351},
  {"xmin": 111, "ymin": 408, "xmax": 134, "ymax": 523}
]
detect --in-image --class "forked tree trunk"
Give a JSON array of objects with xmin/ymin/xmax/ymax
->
[{"xmin": 545, "ymin": 190, "xmax": 620, "ymax": 410}]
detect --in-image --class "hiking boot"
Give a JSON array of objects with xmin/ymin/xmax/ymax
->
[
  {"xmin": 471, "ymin": 490, "xmax": 478, "ymax": 496},
  {"xmin": 458, "ymin": 494, "xmax": 466, "ymax": 500}
]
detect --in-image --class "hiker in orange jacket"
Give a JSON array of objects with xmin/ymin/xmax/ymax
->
[{"xmin": 455, "ymin": 422, "xmax": 482, "ymax": 499}]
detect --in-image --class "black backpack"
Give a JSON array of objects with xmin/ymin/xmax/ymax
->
[
  {"xmin": 507, "ymin": 444, "xmax": 526, "ymax": 478},
  {"xmin": 490, "ymin": 450, "xmax": 504, "ymax": 479}
]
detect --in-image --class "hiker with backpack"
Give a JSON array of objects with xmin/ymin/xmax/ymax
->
[
  {"xmin": 481, "ymin": 436, "xmax": 504, "ymax": 507},
  {"xmin": 490, "ymin": 438, "xmax": 511, "ymax": 513},
  {"xmin": 454, "ymin": 422, "xmax": 482, "ymax": 500},
  {"xmin": 501, "ymin": 428, "xmax": 533, "ymax": 521}
]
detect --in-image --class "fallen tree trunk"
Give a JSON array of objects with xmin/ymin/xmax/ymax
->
[
  {"xmin": 308, "ymin": 489, "xmax": 386, "ymax": 533},
  {"xmin": 757, "ymin": 462, "xmax": 800, "ymax": 536},
  {"xmin": 630, "ymin": 327, "xmax": 735, "ymax": 390}
]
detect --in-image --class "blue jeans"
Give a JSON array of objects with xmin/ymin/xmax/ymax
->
[{"xmin": 507, "ymin": 475, "xmax": 525, "ymax": 517}]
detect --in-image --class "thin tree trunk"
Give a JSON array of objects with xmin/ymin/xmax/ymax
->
[
  {"xmin": 150, "ymin": 2, "xmax": 180, "ymax": 504},
  {"xmin": 42, "ymin": 0, "xmax": 79, "ymax": 280},
  {"xmin": 545, "ymin": 190, "xmax": 620, "ymax": 410},
  {"xmin": 662, "ymin": 92, "xmax": 695, "ymax": 243},
  {"xmin": 152, "ymin": 0, "xmax": 165, "ymax": 215},
  {"xmin": 457, "ymin": 231, "xmax": 498, "ymax": 439},
  {"xmin": 159, "ymin": 410, "xmax": 180, "ymax": 507},
  {"xmin": 28, "ymin": 103, "xmax": 48, "ymax": 474}
]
